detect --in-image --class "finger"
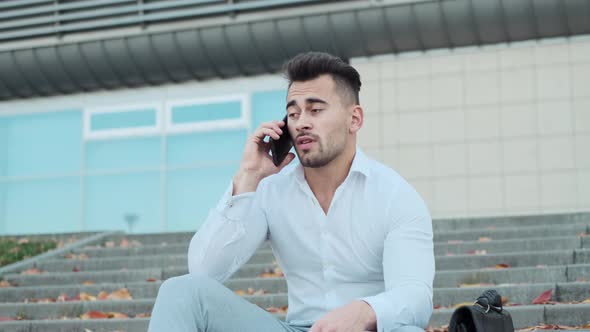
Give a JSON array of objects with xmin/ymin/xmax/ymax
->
[
  {"xmin": 259, "ymin": 121, "xmax": 284, "ymax": 135},
  {"xmin": 254, "ymin": 127, "xmax": 281, "ymax": 141}
]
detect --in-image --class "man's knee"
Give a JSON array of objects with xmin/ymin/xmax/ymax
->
[{"xmin": 157, "ymin": 273, "xmax": 221, "ymax": 300}]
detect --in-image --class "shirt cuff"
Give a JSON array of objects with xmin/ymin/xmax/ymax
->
[
  {"xmin": 215, "ymin": 180, "xmax": 256, "ymax": 221},
  {"xmin": 359, "ymin": 294, "xmax": 397, "ymax": 332}
]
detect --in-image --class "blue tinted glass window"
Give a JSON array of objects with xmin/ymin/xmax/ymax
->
[
  {"xmin": 91, "ymin": 109, "xmax": 156, "ymax": 131},
  {"xmin": 167, "ymin": 164, "xmax": 238, "ymax": 231},
  {"xmin": 85, "ymin": 137, "xmax": 162, "ymax": 171},
  {"xmin": 251, "ymin": 90, "xmax": 287, "ymax": 128},
  {"xmin": 2, "ymin": 111, "xmax": 82, "ymax": 177},
  {"xmin": 172, "ymin": 101, "xmax": 241, "ymax": 124},
  {"xmin": 166, "ymin": 129, "xmax": 247, "ymax": 166},
  {"xmin": 84, "ymin": 172, "xmax": 161, "ymax": 233},
  {"xmin": 3, "ymin": 177, "xmax": 81, "ymax": 235}
]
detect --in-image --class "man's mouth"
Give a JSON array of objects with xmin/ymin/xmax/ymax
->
[{"xmin": 296, "ymin": 136, "xmax": 316, "ymax": 150}]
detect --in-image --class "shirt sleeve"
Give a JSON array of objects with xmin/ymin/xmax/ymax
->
[
  {"xmin": 358, "ymin": 182, "xmax": 435, "ymax": 331},
  {"xmin": 187, "ymin": 178, "xmax": 269, "ymax": 283}
]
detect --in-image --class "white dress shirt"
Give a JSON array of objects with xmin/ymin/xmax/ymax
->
[{"xmin": 188, "ymin": 148, "xmax": 435, "ymax": 331}]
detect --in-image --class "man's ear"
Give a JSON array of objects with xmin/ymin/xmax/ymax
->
[{"xmin": 349, "ymin": 105, "xmax": 363, "ymax": 134}]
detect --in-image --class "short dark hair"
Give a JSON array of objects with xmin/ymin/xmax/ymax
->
[{"xmin": 283, "ymin": 52, "xmax": 361, "ymax": 106}]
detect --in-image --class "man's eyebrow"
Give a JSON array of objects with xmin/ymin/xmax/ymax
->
[{"xmin": 286, "ymin": 98, "xmax": 328, "ymax": 110}]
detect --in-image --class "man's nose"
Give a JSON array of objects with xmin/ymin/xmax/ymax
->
[{"xmin": 295, "ymin": 112, "xmax": 313, "ymax": 132}]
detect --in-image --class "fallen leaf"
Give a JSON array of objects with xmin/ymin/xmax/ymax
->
[
  {"xmin": 65, "ymin": 253, "xmax": 89, "ymax": 260},
  {"xmin": 120, "ymin": 238, "xmax": 130, "ymax": 248},
  {"xmin": 495, "ymin": 263, "xmax": 511, "ymax": 269},
  {"xmin": 0, "ymin": 280, "xmax": 14, "ymax": 288},
  {"xmin": 97, "ymin": 291, "xmax": 109, "ymax": 300},
  {"xmin": 465, "ymin": 250, "xmax": 487, "ymax": 255},
  {"xmin": 82, "ymin": 280, "xmax": 95, "ymax": 285},
  {"xmin": 459, "ymin": 283, "xmax": 495, "ymax": 288},
  {"xmin": 20, "ymin": 268, "xmax": 43, "ymax": 275},
  {"xmin": 532, "ymin": 289, "xmax": 553, "ymax": 304},
  {"xmin": 79, "ymin": 292, "xmax": 97, "ymax": 301},
  {"xmin": 135, "ymin": 313, "xmax": 151, "ymax": 318},
  {"xmin": 80, "ymin": 311, "xmax": 110, "ymax": 319},
  {"xmin": 108, "ymin": 312, "xmax": 129, "ymax": 319},
  {"xmin": 107, "ymin": 288, "xmax": 132, "ymax": 300},
  {"xmin": 146, "ymin": 278, "xmax": 158, "ymax": 282}
]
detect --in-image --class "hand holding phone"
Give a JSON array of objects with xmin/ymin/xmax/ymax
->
[{"xmin": 269, "ymin": 115, "xmax": 293, "ymax": 167}]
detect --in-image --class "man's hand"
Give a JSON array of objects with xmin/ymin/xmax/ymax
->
[
  {"xmin": 309, "ymin": 300, "xmax": 377, "ymax": 332},
  {"xmin": 233, "ymin": 120, "xmax": 295, "ymax": 195}
]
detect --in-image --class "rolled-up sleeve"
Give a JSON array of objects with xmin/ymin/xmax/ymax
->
[
  {"xmin": 188, "ymin": 179, "xmax": 269, "ymax": 283},
  {"xmin": 359, "ymin": 183, "xmax": 435, "ymax": 331}
]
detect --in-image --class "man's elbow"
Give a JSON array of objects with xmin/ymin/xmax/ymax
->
[{"xmin": 399, "ymin": 284, "xmax": 433, "ymax": 328}]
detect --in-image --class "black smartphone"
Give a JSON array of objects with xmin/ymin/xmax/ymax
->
[{"xmin": 269, "ymin": 115, "xmax": 293, "ymax": 167}]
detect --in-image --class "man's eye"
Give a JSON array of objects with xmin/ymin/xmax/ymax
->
[
  {"xmin": 312, "ymin": 109, "xmax": 322, "ymax": 113},
  {"xmin": 288, "ymin": 113, "xmax": 298, "ymax": 118}
]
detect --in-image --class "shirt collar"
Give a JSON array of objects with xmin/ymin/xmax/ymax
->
[{"xmin": 286, "ymin": 147, "xmax": 372, "ymax": 184}]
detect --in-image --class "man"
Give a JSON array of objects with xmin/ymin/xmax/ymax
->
[{"xmin": 148, "ymin": 52, "xmax": 435, "ymax": 332}]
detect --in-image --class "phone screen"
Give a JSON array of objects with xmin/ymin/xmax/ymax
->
[{"xmin": 269, "ymin": 115, "xmax": 293, "ymax": 167}]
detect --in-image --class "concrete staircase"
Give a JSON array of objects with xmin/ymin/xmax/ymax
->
[{"xmin": 0, "ymin": 212, "xmax": 589, "ymax": 331}]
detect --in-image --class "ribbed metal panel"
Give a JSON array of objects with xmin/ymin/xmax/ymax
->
[{"xmin": 0, "ymin": 0, "xmax": 589, "ymax": 100}]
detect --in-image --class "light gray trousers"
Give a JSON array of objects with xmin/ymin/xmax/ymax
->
[{"xmin": 147, "ymin": 273, "xmax": 424, "ymax": 332}]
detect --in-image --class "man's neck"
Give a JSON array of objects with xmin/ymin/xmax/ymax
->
[{"xmin": 304, "ymin": 146, "xmax": 356, "ymax": 198}]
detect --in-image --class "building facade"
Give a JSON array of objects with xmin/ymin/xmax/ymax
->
[{"xmin": 0, "ymin": 0, "xmax": 588, "ymax": 234}]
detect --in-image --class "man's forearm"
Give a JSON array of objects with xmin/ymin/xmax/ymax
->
[{"xmin": 232, "ymin": 170, "xmax": 264, "ymax": 195}]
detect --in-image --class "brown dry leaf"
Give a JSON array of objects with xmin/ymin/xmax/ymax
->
[
  {"xmin": 0, "ymin": 280, "xmax": 14, "ymax": 288},
  {"xmin": 107, "ymin": 288, "xmax": 132, "ymax": 300},
  {"xmin": 64, "ymin": 253, "xmax": 89, "ymax": 260},
  {"xmin": 135, "ymin": 313, "xmax": 151, "ymax": 318},
  {"xmin": 56, "ymin": 293, "xmax": 70, "ymax": 302},
  {"xmin": 479, "ymin": 237, "xmax": 492, "ymax": 242},
  {"xmin": 465, "ymin": 250, "xmax": 487, "ymax": 255},
  {"xmin": 234, "ymin": 290, "xmax": 246, "ymax": 295},
  {"xmin": 532, "ymin": 289, "xmax": 553, "ymax": 305},
  {"xmin": 20, "ymin": 268, "xmax": 43, "ymax": 275},
  {"xmin": 80, "ymin": 311, "xmax": 110, "ymax": 319},
  {"xmin": 97, "ymin": 291, "xmax": 109, "ymax": 300},
  {"xmin": 495, "ymin": 263, "xmax": 511, "ymax": 269},
  {"xmin": 265, "ymin": 305, "xmax": 288, "ymax": 314},
  {"xmin": 107, "ymin": 312, "xmax": 129, "ymax": 319},
  {"xmin": 146, "ymin": 278, "xmax": 158, "ymax": 282},
  {"xmin": 79, "ymin": 292, "xmax": 97, "ymax": 301},
  {"xmin": 82, "ymin": 280, "xmax": 95, "ymax": 285},
  {"xmin": 459, "ymin": 283, "xmax": 496, "ymax": 288}
]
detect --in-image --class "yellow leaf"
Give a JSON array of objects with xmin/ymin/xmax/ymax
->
[{"xmin": 79, "ymin": 292, "xmax": 97, "ymax": 301}]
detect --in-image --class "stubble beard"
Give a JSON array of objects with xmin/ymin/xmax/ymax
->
[{"xmin": 296, "ymin": 130, "xmax": 347, "ymax": 168}]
